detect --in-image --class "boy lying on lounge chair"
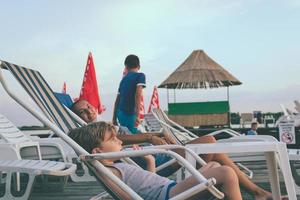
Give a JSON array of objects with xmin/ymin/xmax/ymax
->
[
  {"xmin": 71, "ymin": 100, "xmax": 280, "ymax": 200},
  {"xmin": 68, "ymin": 121, "xmax": 243, "ymax": 200}
]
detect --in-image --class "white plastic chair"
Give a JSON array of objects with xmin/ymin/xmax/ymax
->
[
  {"xmin": 0, "ymin": 114, "xmax": 42, "ymax": 161},
  {"xmin": 0, "ymin": 114, "xmax": 67, "ymax": 162},
  {"xmin": 294, "ymin": 100, "xmax": 300, "ymax": 113},
  {"xmin": 142, "ymin": 113, "xmax": 163, "ymax": 132},
  {"xmin": 0, "ymin": 159, "xmax": 76, "ymax": 200}
]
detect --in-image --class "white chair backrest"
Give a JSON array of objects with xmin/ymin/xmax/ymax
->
[
  {"xmin": 152, "ymin": 108, "xmax": 198, "ymax": 145},
  {"xmin": 0, "ymin": 114, "xmax": 31, "ymax": 143},
  {"xmin": 280, "ymin": 104, "xmax": 290, "ymax": 117},
  {"xmin": 294, "ymin": 100, "xmax": 300, "ymax": 113},
  {"xmin": 143, "ymin": 113, "xmax": 163, "ymax": 132}
]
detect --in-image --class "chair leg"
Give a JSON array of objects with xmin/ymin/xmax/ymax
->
[
  {"xmin": 0, "ymin": 171, "xmax": 5, "ymax": 184},
  {"xmin": 10, "ymin": 172, "xmax": 21, "ymax": 192},
  {"xmin": 19, "ymin": 174, "xmax": 35, "ymax": 200},
  {"xmin": 265, "ymin": 152, "xmax": 281, "ymax": 199},
  {"xmin": 5, "ymin": 171, "xmax": 12, "ymax": 199},
  {"xmin": 4, "ymin": 171, "xmax": 36, "ymax": 200},
  {"xmin": 16, "ymin": 172, "xmax": 20, "ymax": 192},
  {"xmin": 277, "ymin": 146, "xmax": 298, "ymax": 198}
]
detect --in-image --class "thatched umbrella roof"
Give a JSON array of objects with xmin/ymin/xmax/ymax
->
[{"xmin": 158, "ymin": 50, "xmax": 242, "ymax": 89}]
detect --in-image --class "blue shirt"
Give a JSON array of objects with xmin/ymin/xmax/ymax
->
[
  {"xmin": 247, "ymin": 130, "xmax": 257, "ymax": 135},
  {"xmin": 118, "ymin": 71, "xmax": 146, "ymax": 114}
]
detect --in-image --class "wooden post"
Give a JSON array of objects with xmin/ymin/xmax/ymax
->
[
  {"xmin": 167, "ymin": 89, "xmax": 169, "ymax": 112},
  {"xmin": 227, "ymin": 86, "xmax": 231, "ymax": 127},
  {"xmin": 174, "ymin": 89, "xmax": 176, "ymax": 103}
]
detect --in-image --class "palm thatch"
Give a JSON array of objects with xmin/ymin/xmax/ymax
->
[{"xmin": 158, "ymin": 50, "xmax": 242, "ymax": 89}]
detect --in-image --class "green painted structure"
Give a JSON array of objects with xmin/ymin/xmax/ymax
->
[{"xmin": 168, "ymin": 101, "xmax": 229, "ymax": 115}]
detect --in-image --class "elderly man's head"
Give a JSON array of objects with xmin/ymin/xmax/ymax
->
[{"xmin": 71, "ymin": 100, "xmax": 97, "ymax": 123}]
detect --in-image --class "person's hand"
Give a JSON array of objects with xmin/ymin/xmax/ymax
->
[
  {"xmin": 132, "ymin": 144, "xmax": 155, "ymax": 162},
  {"xmin": 150, "ymin": 135, "xmax": 168, "ymax": 145},
  {"xmin": 162, "ymin": 128, "xmax": 177, "ymax": 144}
]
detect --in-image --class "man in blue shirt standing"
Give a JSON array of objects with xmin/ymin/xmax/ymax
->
[{"xmin": 113, "ymin": 54, "xmax": 146, "ymax": 134}]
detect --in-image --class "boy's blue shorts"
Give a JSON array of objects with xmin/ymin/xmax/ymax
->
[{"xmin": 117, "ymin": 110, "xmax": 138, "ymax": 134}]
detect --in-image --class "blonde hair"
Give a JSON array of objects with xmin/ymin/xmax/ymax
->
[{"xmin": 68, "ymin": 121, "xmax": 116, "ymax": 153}]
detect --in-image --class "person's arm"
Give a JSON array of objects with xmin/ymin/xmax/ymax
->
[
  {"xmin": 117, "ymin": 133, "xmax": 167, "ymax": 145},
  {"xmin": 144, "ymin": 154, "xmax": 156, "ymax": 172},
  {"xmin": 134, "ymin": 85, "xmax": 143, "ymax": 127},
  {"xmin": 112, "ymin": 94, "xmax": 120, "ymax": 125},
  {"xmin": 132, "ymin": 145, "xmax": 155, "ymax": 173}
]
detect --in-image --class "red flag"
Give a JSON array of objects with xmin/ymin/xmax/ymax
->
[
  {"xmin": 62, "ymin": 82, "xmax": 67, "ymax": 94},
  {"xmin": 148, "ymin": 86, "xmax": 160, "ymax": 113},
  {"xmin": 139, "ymin": 91, "xmax": 145, "ymax": 119},
  {"xmin": 79, "ymin": 52, "xmax": 105, "ymax": 114}
]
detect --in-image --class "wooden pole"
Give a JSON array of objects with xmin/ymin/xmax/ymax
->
[
  {"xmin": 167, "ymin": 89, "xmax": 169, "ymax": 111},
  {"xmin": 227, "ymin": 86, "xmax": 231, "ymax": 127},
  {"xmin": 174, "ymin": 89, "xmax": 176, "ymax": 103}
]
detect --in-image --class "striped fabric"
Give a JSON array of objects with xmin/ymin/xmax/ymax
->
[
  {"xmin": 152, "ymin": 108, "xmax": 198, "ymax": 145},
  {"xmin": 0, "ymin": 60, "xmax": 80, "ymax": 133},
  {"xmin": 152, "ymin": 108, "xmax": 185, "ymax": 145},
  {"xmin": 143, "ymin": 113, "xmax": 163, "ymax": 132}
]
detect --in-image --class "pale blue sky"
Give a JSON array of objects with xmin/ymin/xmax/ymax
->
[{"xmin": 1, "ymin": 0, "xmax": 300, "ymax": 126}]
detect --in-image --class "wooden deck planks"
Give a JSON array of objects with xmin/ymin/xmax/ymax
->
[{"xmin": 29, "ymin": 180, "xmax": 111, "ymax": 200}]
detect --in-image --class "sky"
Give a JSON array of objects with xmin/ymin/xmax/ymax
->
[{"xmin": 0, "ymin": 0, "xmax": 300, "ymax": 126}]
